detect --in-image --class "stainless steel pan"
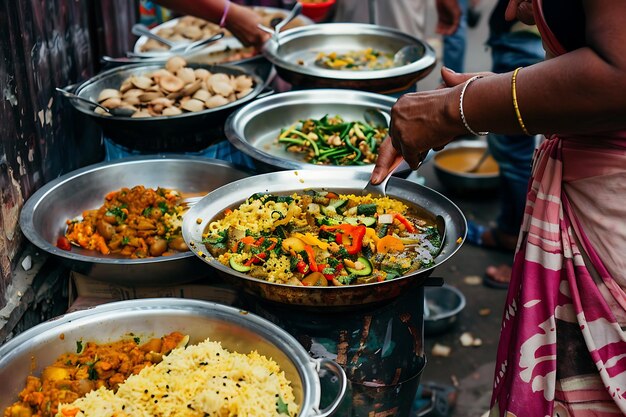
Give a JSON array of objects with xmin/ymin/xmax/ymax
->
[
  {"xmin": 19, "ymin": 156, "xmax": 250, "ymax": 286},
  {"xmin": 225, "ymin": 89, "xmax": 395, "ymax": 173},
  {"xmin": 0, "ymin": 299, "xmax": 346, "ymax": 417},
  {"xmin": 63, "ymin": 60, "xmax": 271, "ymax": 152},
  {"xmin": 182, "ymin": 170, "xmax": 466, "ymax": 310},
  {"xmin": 262, "ymin": 23, "xmax": 437, "ymax": 93}
]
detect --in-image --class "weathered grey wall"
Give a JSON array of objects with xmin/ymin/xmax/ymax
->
[{"xmin": 0, "ymin": 0, "xmax": 137, "ymax": 309}]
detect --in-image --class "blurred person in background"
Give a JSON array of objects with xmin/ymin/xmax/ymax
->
[
  {"xmin": 467, "ymin": 0, "xmax": 544, "ymax": 289},
  {"xmin": 372, "ymin": 0, "xmax": 626, "ymax": 414},
  {"xmin": 333, "ymin": 0, "xmax": 462, "ymax": 54}
]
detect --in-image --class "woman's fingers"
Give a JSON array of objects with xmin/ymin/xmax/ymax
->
[
  {"xmin": 441, "ymin": 67, "xmax": 495, "ymax": 87},
  {"xmin": 370, "ymin": 138, "xmax": 399, "ymax": 184}
]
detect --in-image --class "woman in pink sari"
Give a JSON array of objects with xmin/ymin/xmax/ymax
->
[{"xmin": 371, "ymin": 0, "xmax": 626, "ymax": 415}]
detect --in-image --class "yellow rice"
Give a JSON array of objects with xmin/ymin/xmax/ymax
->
[{"xmin": 56, "ymin": 338, "xmax": 298, "ymax": 417}]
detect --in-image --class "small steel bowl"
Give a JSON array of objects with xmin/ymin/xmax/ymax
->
[
  {"xmin": 424, "ymin": 284, "xmax": 467, "ymax": 336},
  {"xmin": 19, "ymin": 156, "xmax": 250, "ymax": 286},
  {"xmin": 64, "ymin": 62, "xmax": 268, "ymax": 152},
  {"xmin": 225, "ymin": 88, "xmax": 395, "ymax": 172},
  {"xmin": 432, "ymin": 140, "xmax": 500, "ymax": 194},
  {"xmin": 0, "ymin": 299, "xmax": 346, "ymax": 417},
  {"xmin": 262, "ymin": 23, "xmax": 436, "ymax": 93}
]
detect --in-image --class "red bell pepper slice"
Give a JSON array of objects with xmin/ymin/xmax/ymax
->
[
  {"xmin": 393, "ymin": 213, "xmax": 416, "ymax": 233},
  {"xmin": 296, "ymin": 258, "xmax": 309, "ymax": 274},
  {"xmin": 344, "ymin": 225, "xmax": 366, "ymax": 255}
]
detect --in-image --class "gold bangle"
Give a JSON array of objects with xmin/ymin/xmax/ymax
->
[{"xmin": 511, "ymin": 67, "xmax": 531, "ymax": 135}]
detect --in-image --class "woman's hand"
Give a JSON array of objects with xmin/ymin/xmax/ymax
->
[
  {"xmin": 225, "ymin": 3, "xmax": 271, "ymax": 49},
  {"xmin": 370, "ymin": 68, "xmax": 495, "ymax": 183}
]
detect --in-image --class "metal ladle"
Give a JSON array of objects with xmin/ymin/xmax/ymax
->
[
  {"xmin": 258, "ymin": 2, "xmax": 302, "ymax": 44},
  {"xmin": 465, "ymin": 148, "xmax": 490, "ymax": 173},
  {"xmin": 55, "ymin": 88, "xmax": 134, "ymax": 117},
  {"xmin": 393, "ymin": 45, "xmax": 421, "ymax": 67},
  {"xmin": 132, "ymin": 23, "xmax": 179, "ymax": 50}
]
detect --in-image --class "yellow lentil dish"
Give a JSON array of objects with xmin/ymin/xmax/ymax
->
[
  {"xmin": 315, "ymin": 48, "xmax": 395, "ymax": 71},
  {"xmin": 60, "ymin": 185, "xmax": 188, "ymax": 258},
  {"xmin": 4, "ymin": 332, "xmax": 187, "ymax": 417},
  {"xmin": 203, "ymin": 190, "xmax": 442, "ymax": 286}
]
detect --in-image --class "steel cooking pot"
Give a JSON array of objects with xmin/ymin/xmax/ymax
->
[
  {"xmin": 181, "ymin": 170, "xmax": 466, "ymax": 310},
  {"xmin": 0, "ymin": 299, "xmax": 346, "ymax": 417},
  {"xmin": 63, "ymin": 60, "xmax": 270, "ymax": 152},
  {"xmin": 19, "ymin": 155, "xmax": 250, "ymax": 286}
]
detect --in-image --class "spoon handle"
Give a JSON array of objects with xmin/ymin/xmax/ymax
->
[
  {"xmin": 275, "ymin": 2, "xmax": 302, "ymax": 33},
  {"xmin": 55, "ymin": 88, "xmax": 110, "ymax": 113},
  {"xmin": 132, "ymin": 23, "xmax": 176, "ymax": 48}
]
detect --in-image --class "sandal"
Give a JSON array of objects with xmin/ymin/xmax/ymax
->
[
  {"xmin": 466, "ymin": 221, "xmax": 517, "ymax": 253},
  {"xmin": 483, "ymin": 264, "xmax": 512, "ymax": 289},
  {"xmin": 411, "ymin": 381, "xmax": 457, "ymax": 417}
]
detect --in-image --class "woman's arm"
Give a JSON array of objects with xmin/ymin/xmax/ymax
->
[
  {"xmin": 463, "ymin": 0, "xmax": 626, "ymax": 136},
  {"xmin": 154, "ymin": 0, "xmax": 269, "ymax": 48},
  {"xmin": 380, "ymin": 0, "xmax": 626, "ymax": 173}
]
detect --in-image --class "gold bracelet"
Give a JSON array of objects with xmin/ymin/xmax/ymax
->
[{"xmin": 511, "ymin": 67, "xmax": 531, "ymax": 135}]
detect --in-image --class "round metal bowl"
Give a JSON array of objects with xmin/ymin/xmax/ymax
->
[
  {"xmin": 66, "ymin": 62, "xmax": 267, "ymax": 152},
  {"xmin": 133, "ymin": 8, "xmax": 314, "ymax": 58},
  {"xmin": 424, "ymin": 284, "xmax": 467, "ymax": 336},
  {"xmin": 182, "ymin": 170, "xmax": 467, "ymax": 310},
  {"xmin": 225, "ymin": 89, "xmax": 395, "ymax": 172},
  {"xmin": 262, "ymin": 23, "xmax": 437, "ymax": 93},
  {"xmin": 19, "ymin": 156, "xmax": 250, "ymax": 286},
  {"xmin": 0, "ymin": 299, "xmax": 346, "ymax": 417},
  {"xmin": 432, "ymin": 140, "xmax": 500, "ymax": 195}
]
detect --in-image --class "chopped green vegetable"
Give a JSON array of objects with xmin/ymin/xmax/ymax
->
[{"xmin": 276, "ymin": 396, "xmax": 289, "ymax": 415}]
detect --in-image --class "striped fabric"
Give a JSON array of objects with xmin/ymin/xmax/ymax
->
[{"xmin": 489, "ymin": 136, "xmax": 626, "ymax": 416}]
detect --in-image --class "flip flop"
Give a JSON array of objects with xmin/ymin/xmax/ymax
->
[{"xmin": 483, "ymin": 264, "xmax": 511, "ymax": 289}]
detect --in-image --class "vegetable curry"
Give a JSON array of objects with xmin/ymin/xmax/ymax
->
[
  {"xmin": 203, "ymin": 190, "xmax": 441, "ymax": 287},
  {"xmin": 4, "ymin": 332, "xmax": 187, "ymax": 417}
]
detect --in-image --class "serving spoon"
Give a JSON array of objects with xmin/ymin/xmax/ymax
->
[
  {"xmin": 465, "ymin": 148, "xmax": 490, "ymax": 173},
  {"xmin": 55, "ymin": 88, "xmax": 135, "ymax": 117},
  {"xmin": 393, "ymin": 45, "xmax": 421, "ymax": 67},
  {"xmin": 257, "ymin": 2, "xmax": 302, "ymax": 44}
]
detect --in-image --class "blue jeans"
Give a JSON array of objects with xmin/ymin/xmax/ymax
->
[
  {"xmin": 442, "ymin": 0, "xmax": 468, "ymax": 73},
  {"xmin": 487, "ymin": 31, "xmax": 544, "ymax": 235}
]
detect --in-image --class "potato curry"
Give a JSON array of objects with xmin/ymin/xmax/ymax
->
[{"xmin": 3, "ymin": 332, "xmax": 187, "ymax": 417}]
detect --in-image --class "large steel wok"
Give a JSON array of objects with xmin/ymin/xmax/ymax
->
[{"xmin": 182, "ymin": 170, "xmax": 466, "ymax": 310}]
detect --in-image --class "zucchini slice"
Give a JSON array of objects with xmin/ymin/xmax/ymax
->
[
  {"xmin": 344, "ymin": 216, "xmax": 377, "ymax": 227},
  {"xmin": 229, "ymin": 256, "xmax": 251, "ymax": 273},
  {"xmin": 344, "ymin": 256, "xmax": 373, "ymax": 276}
]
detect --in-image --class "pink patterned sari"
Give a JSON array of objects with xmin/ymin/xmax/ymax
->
[{"xmin": 489, "ymin": 1, "xmax": 626, "ymax": 416}]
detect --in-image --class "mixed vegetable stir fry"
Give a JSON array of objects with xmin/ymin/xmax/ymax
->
[
  {"xmin": 202, "ymin": 190, "xmax": 442, "ymax": 286},
  {"xmin": 277, "ymin": 115, "xmax": 388, "ymax": 166},
  {"xmin": 315, "ymin": 48, "xmax": 395, "ymax": 71}
]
